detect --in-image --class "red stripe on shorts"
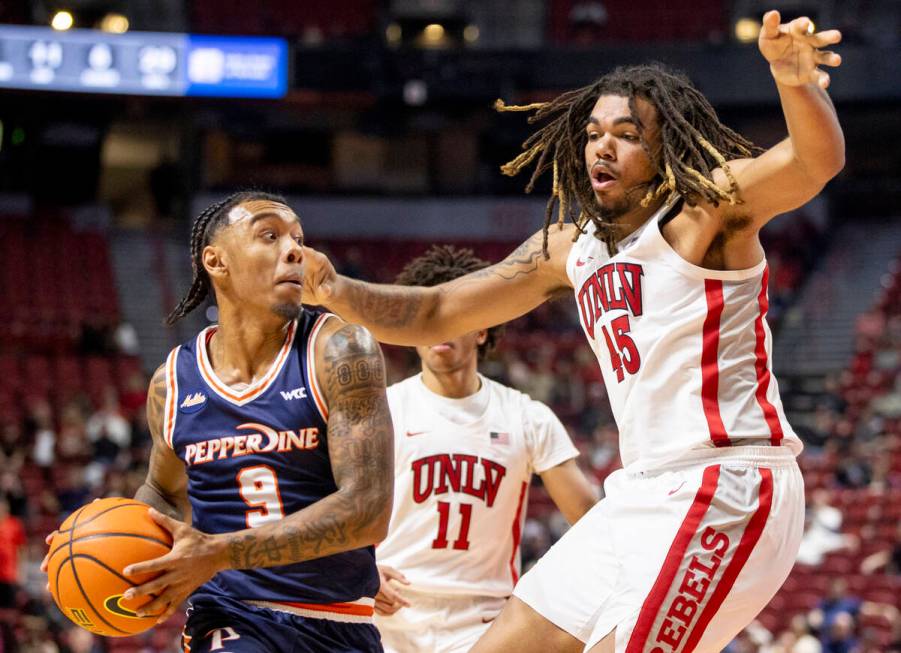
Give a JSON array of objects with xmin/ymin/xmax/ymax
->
[
  {"xmin": 701, "ymin": 280, "xmax": 730, "ymax": 447},
  {"xmin": 679, "ymin": 467, "xmax": 773, "ymax": 652},
  {"xmin": 625, "ymin": 465, "xmax": 721, "ymax": 653}
]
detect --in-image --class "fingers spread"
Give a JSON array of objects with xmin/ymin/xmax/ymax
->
[
  {"xmin": 761, "ymin": 10, "xmax": 781, "ymax": 38},
  {"xmin": 789, "ymin": 17, "xmax": 813, "ymax": 38},
  {"xmin": 816, "ymin": 51, "xmax": 842, "ymax": 68},
  {"xmin": 808, "ymin": 29, "xmax": 842, "ymax": 48},
  {"xmin": 147, "ymin": 508, "xmax": 180, "ymax": 534},
  {"xmin": 125, "ymin": 553, "xmax": 172, "ymax": 578}
]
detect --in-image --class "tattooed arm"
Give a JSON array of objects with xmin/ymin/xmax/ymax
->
[
  {"xmin": 135, "ymin": 364, "xmax": 191, "ymax": 522},
  {"xmin": 302, "ymin": 225, "xmax": 576, "ymax": 346},
  {"xmin": 124, "ymin": 322, "xmax": 393, "ymax": 622},
  {"xmin": 222, "ymin": 321, "xmax": 393, "ymax": 569}
]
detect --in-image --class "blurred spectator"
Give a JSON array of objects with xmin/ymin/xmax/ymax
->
[
  {"xmin": 30, "ymin": 400, "xmax": 57, "ymax": 469},
  {"xmin": 821, "ymin": 611, "xmax": 859, "ymax": 653},
  {"xmin": 796, "ymin": 491, "xmax": 858, "ymax": 566},
  {"xmin": 113, "ymin": 322, "xmax": 140, "ymax": 356},
  {"xmin": 0, "ymin": 497, "xmax": 25, "ymax": 609},
  {"xmin": 860, "ymin": 521, "xmax": 901, "ymax": 575},
  {"xmin": 85, "ymin": 387, "xmax": 131, "ymax": 462}
]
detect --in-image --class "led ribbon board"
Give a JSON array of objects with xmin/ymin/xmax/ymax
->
[{"xmin": 0, "ymin": 25, "xmax": 288, "ymax": 98}]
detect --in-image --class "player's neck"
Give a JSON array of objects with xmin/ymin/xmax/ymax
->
[
  {"xmin": 611, "ymin": 196, "xmax": 665, "ymax": 241},
  {"xmin": 420, "ymin": 363, "xmax": 481, "ymax": 399},
  {"xmin": 208, "ymin": 308, "xmax": 293, "ymax": 384}
]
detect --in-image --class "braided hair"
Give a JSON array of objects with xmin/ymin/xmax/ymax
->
[
  {"xmin": 166, "ymin": 191, "xmax": 288, "ymax": 326},
  {"xmin": 496, "ymin": 63, "xmax": 763, "ymax": 255},
  {"xmin": 395, "ymin": 245, "xmax": 503, "ymax": 360}
]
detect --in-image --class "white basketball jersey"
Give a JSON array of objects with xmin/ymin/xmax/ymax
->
[
  {"xmin": 377, "ymin": 374, "xmax": 579, "ymax": 598},
  {"xmin": 566, "ymin": 194, "xmax": 802, "ymax": 471}
]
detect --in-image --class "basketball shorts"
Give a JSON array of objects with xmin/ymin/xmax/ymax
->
[
  {"xmin": 513, "ymin": 446, "xmax": 804, "ymax": 652},
  {"xmin": 183, "ymin": 592, "xmax": 383, "ymax": 653},
  {"xmin": 375, "ymin": 591, "xmax": 506, "ymax": 653}
]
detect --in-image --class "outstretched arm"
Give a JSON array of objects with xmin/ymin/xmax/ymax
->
[
  {"xmin": 717, "ymin": 10, "xmax": 845, "ymax": 228},
  {"xmin": 303, "ymin": 226, "xmax": 575, "ymax": 346},
  {"xmin": 134, "ymin": 364, "xmax": 191, "ymax": 522}
]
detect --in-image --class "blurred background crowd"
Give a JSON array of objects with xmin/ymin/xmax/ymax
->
[{"xmin": 1, "ymin": 0, "xmax": 900, "ymax": 651}]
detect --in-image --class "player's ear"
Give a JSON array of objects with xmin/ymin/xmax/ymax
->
[
  {"xmin": 476, "ymin": 329, "xmax": 488, "ymax": 346},
  {"xmin": 202, "ymin": 244, "xmax": 228, "ymax": 280}
]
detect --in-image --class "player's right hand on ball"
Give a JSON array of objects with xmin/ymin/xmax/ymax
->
[
  {"xmin": 375, "ymin": 565, "xmax": 411, "ymax": 616},
  {"xmin": 301, "ymin": 246, "xmax": 339, "ymax": 307}
]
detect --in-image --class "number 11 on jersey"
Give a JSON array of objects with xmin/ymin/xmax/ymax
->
[{"xmin": 432, "ymin": 501, "xmax": 472, "ymax": 550}]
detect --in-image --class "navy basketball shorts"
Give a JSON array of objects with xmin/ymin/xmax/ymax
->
[{"xmin": 182, "ymin": 593, "xmax": 383, "ymax": 653}]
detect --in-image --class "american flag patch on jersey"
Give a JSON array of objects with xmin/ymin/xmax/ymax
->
[{"xmin": 490, "ymin": 431, "xmax": 509, "ymax": 444}]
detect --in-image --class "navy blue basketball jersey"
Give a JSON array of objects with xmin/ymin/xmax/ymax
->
[{"xmin": 161, "ymin": 310, "xmax": 379, "ymax": 614}]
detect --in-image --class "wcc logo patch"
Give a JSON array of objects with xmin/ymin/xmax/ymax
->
[{"xmin": 179, "ymin": 392, "xmax": 207, "ymax": 414}]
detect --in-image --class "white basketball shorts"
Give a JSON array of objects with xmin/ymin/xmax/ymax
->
[
  {"xmin": 375, "ymin": 591, "xmax": 506, "ymax": 653},
  {"xmin": 513, "ymin": 446, "xmax": 804, "ymax": 652}
]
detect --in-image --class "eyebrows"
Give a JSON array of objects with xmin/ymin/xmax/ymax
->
[{"xmin": 587, "ymin": 115, "xmax": 639, "ymax": 129}]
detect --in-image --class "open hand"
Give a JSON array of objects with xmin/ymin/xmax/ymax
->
[
  {"xmin": 301, "ymin": 245, "xmax": 339, "ymax": 307},
  {"xmin": 121, "ymin": 508, "xmax": 225, "ymax": 624},
  {"xmin": 759, "ymin": 10, "xmax": 842, "ymax": 89},
  {"xmin": 374, "ymin": 565, "xmax": 411, "ymax": 616}
]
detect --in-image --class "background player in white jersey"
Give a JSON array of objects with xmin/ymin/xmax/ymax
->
[
  {"xmin": 302, "ymin": 10, "xmax": 845, "ymax": 652},
  {"xmin": 373, "ymin": 245, "xmax": 597, "ymax": 653}
]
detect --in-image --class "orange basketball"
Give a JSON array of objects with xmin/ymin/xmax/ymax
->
[{"xmin": 46, "ymin": 497, "xmax": 173, "ymax": 637}]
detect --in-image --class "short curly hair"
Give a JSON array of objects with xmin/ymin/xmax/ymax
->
[{"xmin": 395, "ymin": 245, "xmax": 503, "ymax": 360}]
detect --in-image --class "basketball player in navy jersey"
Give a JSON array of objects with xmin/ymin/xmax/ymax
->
[
  {"xmin": 45, "ymin": 192, "xmax": 394, "ymax": 652},
  {"xmin": 301, "ymin": 12, "xmax": 845, "ymax": 653}
]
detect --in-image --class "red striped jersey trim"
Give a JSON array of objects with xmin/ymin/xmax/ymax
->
[
  {"xmin": 701, "ymin": 280, "xmax": 730, "ymax": 447},
  {"xmin": 509, "ymin": 481, "xmax": 528, "ymax": 585},
  {"xmin": 625, "ymin": 465, "xmax": 721, "ymax": 653},
  {"xmin": 195, "ymin": 321, "xmax": 297, "ymax": 406},
  {"xmin": 163, "ymin": 346, "xmax": 180, "ymax": 449},
  {"xmin": 305, "ymin": 313, "xmax": 334, "ymax": 421},
  {"xmin": 752, "ymin": 268, "xmax": 784, "ymax": 446},
  {"xmin": 680, "ymin": 468, "xmax": 774, "ymax": 652}
]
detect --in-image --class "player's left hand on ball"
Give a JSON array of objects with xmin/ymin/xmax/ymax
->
[
  {"xmin": 374, "ymin": 565, "xmax": 411, "ymax": 616},
  {"xmin": 122, "ymin": 508, "xmax": 224, "ymax": 624},
  {"xmin": 759, "ymin": 10, "xmax": 842, "ymax": 88}
]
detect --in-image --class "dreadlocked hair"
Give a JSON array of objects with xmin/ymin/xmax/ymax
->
[
  {"xmin": 495, "ymin": 63, "xmax": 763, "ymax": 256},
  {"xmin": 165, "ymin": 190, "xmax": 288, "ymax": 326},
  {"xmin": 395, "ymin": 245, "xmax": 503, "ymax": 360}
]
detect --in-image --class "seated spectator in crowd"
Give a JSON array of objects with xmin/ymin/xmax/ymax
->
[
  {"xmin": 796, "ymin": 491, "xmax": 858, "ymax": 565},
  {"xmin": 860, "ymin": 521, "xmax": 901, "ymax": 575}
]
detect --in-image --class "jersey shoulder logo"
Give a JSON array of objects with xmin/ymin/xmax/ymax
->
[
  {"xmin": 280, "ymin": 387, "xmax": 308, "ymax": 400},
  {"xmin": 179, "ymin": 392, "xmax": 207, "ymax": 413}
]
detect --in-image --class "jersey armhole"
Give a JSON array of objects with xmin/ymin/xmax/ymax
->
[
  {"xmin": 306, "ymin": 312, "xmax": 337, "ymax": 422},
  {"xmin": 161, "ymin": 346, "xmax": 181, "ymax": 451}
]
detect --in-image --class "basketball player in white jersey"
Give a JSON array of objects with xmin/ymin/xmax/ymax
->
[
  {"xmin": 303, "ymin": 11, "xmax": 845, "ymax": 652},
  {"xmin": 373, "ymin": 246, "xmax": 597, "ymax": 653}
]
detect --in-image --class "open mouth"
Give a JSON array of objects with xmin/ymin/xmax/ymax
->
[{"xmin": 591, "ymin": 167, "xmax": 617, "ymax": 190}]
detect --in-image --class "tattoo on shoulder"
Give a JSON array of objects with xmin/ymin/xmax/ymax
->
[
  {"xmin": 323, "ymin": 324, "xmax": 385, "ymax": 399},
  {"xmin": 146, "ymin": 364, "xmax": 167, "ymax": 440}
]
